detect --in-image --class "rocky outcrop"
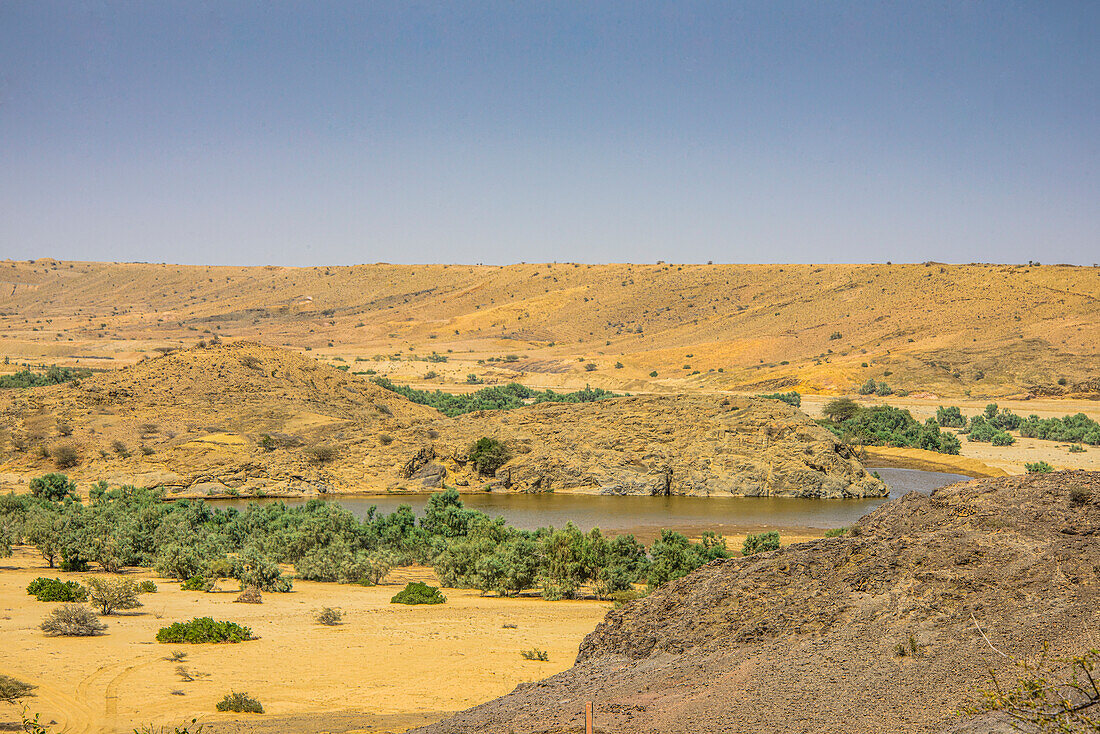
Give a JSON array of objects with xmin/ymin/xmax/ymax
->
[
  {"xmin": 0, "ymin": 343, "xmax": 883, "ymax": 499},
  {"xmin": 411, "ymin": 471, "xmax": 1100, "ymax": 734},
  {"xmin": 423, "ymin": 395, "xmax": 885, "ymax": 498}
]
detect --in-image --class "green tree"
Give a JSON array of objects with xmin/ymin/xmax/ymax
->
[{"xmin": 29, "ymin": 473, "xmax": 77, "ymax": 502}]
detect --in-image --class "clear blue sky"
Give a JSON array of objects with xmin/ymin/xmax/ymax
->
[{"xmin": 1, "ymin": 2, "xmax": 1097, "ymax": 265}]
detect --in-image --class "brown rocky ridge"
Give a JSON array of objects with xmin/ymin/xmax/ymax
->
[
  {"xmin": 412, "ymin": 470, "xmax": 1100, "ymax": 734},
  {"xmin": 0, "ymin": 342, "xmax": 883, "ymax": 499}
]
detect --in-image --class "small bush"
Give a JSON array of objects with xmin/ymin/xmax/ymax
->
[
  {"xmin": 0, "ymin": 673, "xmax": 37, "ymax": 703},
  {"xmin": 215, "ymin": 691, "xmax": 264, "ymax": 714},
  {"xmin": 53, "ymin": 444, "xmax": 80, "ymax": 469},
  {"xmin": 390, "ymin": 582, "xmax": 446, "ymax": 605},
  {"xmin": 584, "ymin": 362, "xmax": 597, "ymax": 372},
  {"xmin": 741, "ymin": 531, "xmax": 781, "ymax": 556},
  {"xmin": 137, "ymin": 580, "xmax": 158, "ymax": 594},
  {"xmin": 823, "ymin": 527, "xmax": 847, "ymax": 538},
  {"xmin": 649, "ymin": 370, "xmax": 658, "ymax": 377},
  {"xmin": 379, "ymin": 433, "xmax": 394, "ymax": 445},
  {"xmin": 85, "ymin": 577, "xmax": 142, "ymax": 615},
  {"xmin": 315, "ymin": 607, "xmax": 343, "ymax": 625},
  {"xmin": 41, "ymin": 604, "xmax": 107, "ymax": 636},
  {"xmin": 234, "ymin": 586, "xmax": 262, "ymax": 604},
  {"xmin": 1069, "ymin": 485, "xmax": 1092, "ymax": 506},
  {"xmin": 27, "ymin": 577, "xmax": 87, "ymax": 602},
  {"xmin": 1025, "ymin": 461, "xmax": 1053, "ymax": 474},
  {"xmin": 29, "ymin": 472, "xmax": 77, "ymax": 501},
  {"xmin": 520, "ymin": 648, "xmax": 549, "ymax": 661},
  {"xmin": 181, "ymin": 575, "xmax": 207, "ymax": 591},
  {"xmin": 1068, "ymin": 444, "xmax": 1085, "ymax": 453},
  {"xmin": 468, "ymin": 437, "xmax": 510, "ymax": 476},
  {"xmin": 307, "ymin": 445, "xmax": 337, "ymax": 464},
  {"xmin": 258, "ymin": 435, "xmax": 275, "ymax": 452},
  {"xmin": 156, "ymin": 617, "xmax": 253, "ymax": 644}
]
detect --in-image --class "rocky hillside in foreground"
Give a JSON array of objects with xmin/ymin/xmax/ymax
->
[
  {"xmin": 0, "ymin": 342, "xmax": 883, "ymax": 498},
  {"xmin": 413, "ymin": 471, "xmax": 1100, "ymax": 734},
  {"xmin": 1, "ymin": 260, "xmax": 1097, "ymax": 398}
]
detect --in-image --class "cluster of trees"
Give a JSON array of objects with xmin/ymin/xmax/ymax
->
[
  {"xmin": 858, "ymin": 379, "xmax": 894, "ymax": 396},
  {"xmin": 932, "ymin": 403, "xmax": 1100, "ymax": 447},
  {"xmin": 757, "ymin": 391, "xmax": 801, "ymax": 407},
  {"xmin": 0, "ymin": 365, "xmax": 91, "ymax": 389},
  {"xmin": 372, "ymin": 378, "xmax": 619, "ymax": 417},
  {"xmin": 819, "ymin": 400, "xmax": 961, "ymax": 455},
  {"xmin": 1, "ymin": 480, "xmax": 741, "ymax": 600}
]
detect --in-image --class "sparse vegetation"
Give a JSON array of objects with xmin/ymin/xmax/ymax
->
[
  {"xmin": 315, "ymin": 606, "xmax": 344, "ymax": 625},
  {"xmin": 85, "ymin": 577, "xmax": 143, "ymax": 615},
  {"xmin": 373, "ymin": 379, "xmax": 618, "ymax": 417},
  {"xmin": 819, "ymin": 403, "xmax": 961, "ymax": 455},
  {"xmin": 40, "ymin": 604, "xmax": 107, "ymax": 636},
  {"xmin": 234, "ymin": 586, "xmax": 262, "ymax": 604},
  {"xmin": 0, "ymin": 365, "xmax": 91, "ymax": 389},
  {"xmin": 1069, "ymin": 485, "xmax": 1092, "ymax": 506},
  {"xmin": 27, "ymin": 577, "xmax": 87, "ymax": 602},
  {"xmin": 742, "ymin": 531, "xmax": 781, "ymax": 556},
  {"xmin": 823, "ymin": 527, "xmax": 847, "ymax": 538},
  {"xmin": 138, "ymin": 580, "xmax": 158, "ymax": 593},
  {"xmin": 1025, "ymin": 461, "xmax": 1053, "ymax": 474},
  {"xmin": 758, "ymin": 391, "xmax": 801, "ymax": 407},
  {"xmin": 0, "ymin": 673, "xmax": 37, "ymax": 703},
  {"xmin": 307, "ymin": 444, "xmax": 337, "ymax": 464},
  {"xmin": 390, "ymin": 582, "xmax": 446, "ymax": 605},
  {"xmin": 520, "ymin": 648, "xmax": 549, "ymax": 661},
  {"xmin": 156, "ymin": 618, "xmax": 254, "ymax": 644},
  {"xmin": 468, "ymin": 436, "xmax": 510, "ymax": 476},
  {"xmin": 215, "ymin": 691, "xmax": 264, "ymax": 714}
]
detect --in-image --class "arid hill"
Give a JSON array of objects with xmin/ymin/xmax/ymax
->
[
  {"xmin": 1, "ymin": 259, "xmax": 1097, "ymax": 398},
  {"xmin": 413, "ymin": 471, "xmax": 1100, "ymax": 734},
  {"xmin": 0, "ymin": 342, "xmax": 883, "ymax": 498}
]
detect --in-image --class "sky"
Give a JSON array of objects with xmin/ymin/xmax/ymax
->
[{"xmin": 1, "ymin": 2, "xmax": 1097, "ymax": 266}]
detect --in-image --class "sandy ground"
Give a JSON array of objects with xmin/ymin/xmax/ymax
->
[
  {"xmin": 800, "ymin": 395, "xmax": 1100, "ymax": 474},
  {"xmin": 0, "ymin": 548, "xmax": 609, "ymax": 734}
]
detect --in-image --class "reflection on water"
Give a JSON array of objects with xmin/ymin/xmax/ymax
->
[{"xmin": 207, "ymin": 467, "xmax": 968, "ymax": 541}]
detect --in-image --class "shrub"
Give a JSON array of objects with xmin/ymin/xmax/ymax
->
[
  {"xmin": 156, "ymin": 618, "xmax": 253, "ymax": 644},
  {"xmin": 0, "ymin": 673, "xmax": 37, "ymax": 703},
  {"xmin": 468, "ymin": 437, "xmax": 510, "ymax": 476},
  {"xmin": 29, "ymin": 473, "xmax": 77, "ymax": 501},
  {"xmin": 742, "ymin": 531, "xmax": 781, "ymax": 556},
  {"xmin": 1025, "ymin": 461, "xmax": 1053, "ymax": 474},
  {"xmin": 1069, "ymin": 485, "xmax": 1092, "ymax": 506},
  {"xmin": 215, "ymin": 691, "xmax": 264, "ymax": 714},
  {"xmin": 823, "ymin": 527, "xmax": 847, "ymax": 538},
  {"xmin": 137, "ymin": 580, "xmax": 158, "ymax": 594},
  {"xmin": 758, "ymin": 391, "xmax": 801, "ymax": 407},
  {"xmin": 649, "ymin": 371, "xmax": 658, "ymax": 377},
  {"xmin": 235, "ymin": 586, "xmax": 263, "ymax": 604},
  {"xmin": 1068, "ymin": 444, "xmax": 1085, "ymax": 453},
  {"xmin": 315, "ymin": 607, "xmax": 344, "ymax": 625},
  {"xmin": 41, "ymin": 604, "xmax": 107, "ymax": 636},
  {"xmin": 520, "ymin": 648, "xmax": 549, "ymax": 661},
  {"xmin": 391, "ymin": 582, "xmax": 446, "ymax": 605},
  {"xmin": 85, "ymin": 577, "xmax": 143, "ymax": 615},
  {"xmin": 258, "ymin": 435, "xmax": 275, "ymax": 452},
  {"xmin": 52, "ymin": 445, "xmax": 80, "ymax": 469},
  {"xmin": 379, "ymin": 434, "xmax": 394, "ymax": 445},
  {"xmin": 307, "ymin": 445, "xmax": 337, "ymax": 464},
  {"xmin": 822, "ymin": 398, "xmax": 860, "ymax": 423},
  {"xmin": 181, "ymin": 575, "xmax": 207, "ymax": 591},
  {"xmin": 27, "ymin": 577, "xmax": 87, "ymax": 602},
  {"xmin": 935, "ymin": 406, "xmax": 967, "ymax": 428},
  {"xmin": 584, "ymin": 362, "xmax": 597, "ymax": 372}
]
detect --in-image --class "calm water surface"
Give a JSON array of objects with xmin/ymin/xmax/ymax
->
[{"xmin": 210, "ymin": 467, "xmax": 967, "ymax": 541}]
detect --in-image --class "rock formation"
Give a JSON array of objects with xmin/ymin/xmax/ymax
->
[{"xmin": 412, "ymin": 471, "xmax": 1100, "ymax": 734}]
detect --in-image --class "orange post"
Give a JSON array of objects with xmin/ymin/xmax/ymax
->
[{"xmin": 585, "ymin": 701, "xmax": 593, "ymax": 734}]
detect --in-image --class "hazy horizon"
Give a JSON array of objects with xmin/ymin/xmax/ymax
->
[{"xmin": 2, "ymin": 3, "xmax": 1097, "ymax": 267}]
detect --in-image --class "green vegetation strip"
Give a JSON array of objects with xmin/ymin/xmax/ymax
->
[{"xmin": 372, "ymin": 378, "xmax": 619, "ymax": 417}]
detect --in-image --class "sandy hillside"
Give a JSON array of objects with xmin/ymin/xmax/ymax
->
[
  {"xmin": 1, "ymin": 260, "xmax": 1097, "ymax": 399},
  {"xmin": 0, "ymin": 548, "xmax": 608, "ymax": 734}
]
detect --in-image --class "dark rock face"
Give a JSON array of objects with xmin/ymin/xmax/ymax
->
[{"xmin": 411, "ymin": 471, "xmax": 1100, "ymax": 734}]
